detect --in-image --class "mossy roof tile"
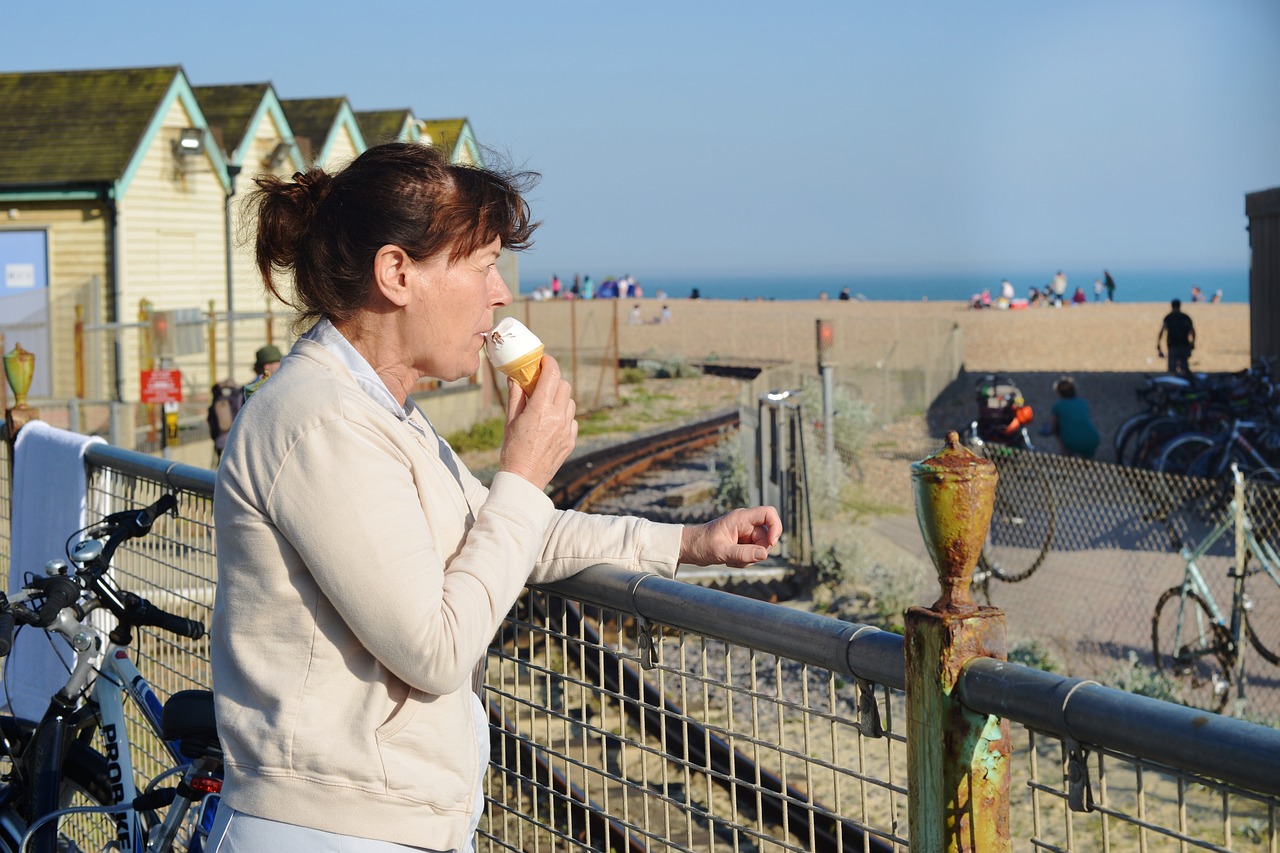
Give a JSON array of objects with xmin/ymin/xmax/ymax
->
[
  {"xmin": 280, "ymin": 97, "xmax": 346, "ymax": 150},
  {"xmin": 0, "ymin": 66, "xmax": 180, "ymax": 187},
  {"xmin": 422, "ymin": 118, "xmax": 466, "ymax": 156},
  {"xmin": 356, "ymin": 109, "xmax": 414, "ymax": 145},
  {"xmin": 191, "ymin": 83, "xmax": 270, "ymax": 156}
]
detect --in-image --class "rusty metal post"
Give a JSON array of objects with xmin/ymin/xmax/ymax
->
[
  {"xmin": 139, "ymin": 300, "xmax": 156, "ymax": 443},
  {"xmin": 4, "ymin": 343, "xmax": 41, "ymax": 484},
  {"xmin": 74, "ymin": 304, "xmax": 86, "ymax": 399},
  {"xmin": 906, "ymin": 431, "xmax": 1011, "ymax": 852}
]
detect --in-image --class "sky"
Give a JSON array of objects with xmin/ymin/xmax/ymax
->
[{"xmin": 4, "ymin": 1, "xmax": 1278, "ymax": 282}]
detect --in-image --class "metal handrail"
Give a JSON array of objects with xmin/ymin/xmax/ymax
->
[
  {"xmin": 545, "ymin": 565, "xmax": 1280, "ymax": 799},
  {"xmin": 77, "ymin": 441, "xmax": 1280, "ymax": 813}
]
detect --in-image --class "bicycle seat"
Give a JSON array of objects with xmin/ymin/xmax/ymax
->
[{"xmin": 161, "ymin": 689, "xmax": 222, "ymax": 762}]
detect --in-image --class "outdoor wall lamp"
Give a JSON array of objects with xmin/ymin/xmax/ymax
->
[
  {"xmin": 265, "ymin": 141, "xmax": 292, "ymax": 170},
  {"xmin": 175, "ymin": 128, "xmax": 204, "ymax": 156}
]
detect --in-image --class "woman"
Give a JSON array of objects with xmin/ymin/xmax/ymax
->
[
  {"xmin": 208, "ymin": 143, "xmax": 781, "ymax": 852},
  {"xmin": 1045, "ymin": 375, "xmax": 1100, "ymax": 458}
]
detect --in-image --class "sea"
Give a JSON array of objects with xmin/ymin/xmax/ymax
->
[{"xmin": 533, "ymin": 268, "xmax": 1248, "ymax": 304}]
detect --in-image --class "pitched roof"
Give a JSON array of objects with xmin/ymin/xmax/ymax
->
[
  {"xmin": 280, "ymin": 97, "xmax": 347, "ymax": 151},
  {"xmin": 356, "ymin": 109, "xmax": 416, "ymax": 145},
  {"xmin": 0, "ymin": 66, "xmax": 181, "ymax": 187},
  {"xmin": 421, "ymin": 118, "xmax": 467, "ymax": 156},
  {"xmin": 191, "ymin": 83, "xmax": 271, "ymax": 157}
]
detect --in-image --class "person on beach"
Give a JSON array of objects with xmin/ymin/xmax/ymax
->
[
  {"xmin": 1050, "ymin": 271, "xmax": 1067, "ymax": 307},
  {"xmin": 1044, "ymin": 376, "xmax": 1100, "ymax": 458},
  {"xmin": 1156, "ymin": 298, "xmax": 1196, "ymax": 375},
  {"xmin": 209, "ymin": 142, "xmax": 783, "ymax": 852},
  {"xmin": 1093, "ymin": 279, "xmax": 1103, "ymax": 302},
  {"xmin": 1104, "ymin": 270, "xmax": 1116, "ymax": 302}
]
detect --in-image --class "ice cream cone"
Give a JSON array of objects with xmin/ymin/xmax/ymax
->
[
  {"xmin": 497, "ymin": 346, "xmax": 544, "ymax": 393},
  {"xmin": 487, "ymin": 317, "xmax": 546, "ymax": 394}
]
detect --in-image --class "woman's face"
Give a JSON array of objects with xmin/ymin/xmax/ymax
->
[{"xmin": 409, "ymin": 237, "xmax": 512, "ymax": 381}]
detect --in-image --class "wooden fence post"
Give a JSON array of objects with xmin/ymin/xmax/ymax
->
[{"xmin": 906, "ymin": 431, "xmax": 1011, "ymax": 852}]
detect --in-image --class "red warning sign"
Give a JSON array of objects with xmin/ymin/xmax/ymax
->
[{"xmin": 140, "ymin": 369, "xmax": 183, "ymax": 404}]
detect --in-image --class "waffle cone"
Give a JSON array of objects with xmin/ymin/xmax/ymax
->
[{"xmin": 497, "ymin": 346, "xmax": 544, "ymax": 392}]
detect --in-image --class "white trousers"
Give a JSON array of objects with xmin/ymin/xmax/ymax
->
[{"xmin": 205, "ymin": 804, "xmax": 467, "ymax": 852}]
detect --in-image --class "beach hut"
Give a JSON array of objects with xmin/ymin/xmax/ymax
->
[
  {"xmin": 420, "ymin": 118, "xmax": 484, "ymax": 166},
  {"xmin": 355, "ymin": 109, "xmax": 425, "ymax": 146},
  {"xmin": 0, "ymin": 65, "xmax": 230, "ymax": 403},
  {"xmin": 279, "ymin": 97, "xmax": 366, "ymax": 171},
  {"xmin": 192, "ymin": 83, "xmax": 305, "ymax": 379}
]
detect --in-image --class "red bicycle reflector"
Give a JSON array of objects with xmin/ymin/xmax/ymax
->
[{"xmin": 191, "ymin": 775, "xmax": 222, "ymax": 794}]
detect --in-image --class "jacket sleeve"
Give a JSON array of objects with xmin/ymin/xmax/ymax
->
[
  {"xmin": 449, "ymin": 444, "xmax": 682, "ymax": 583},
  {"xmin": 264, "ymin": 418, "xmax": 555, "ymax": 696}
]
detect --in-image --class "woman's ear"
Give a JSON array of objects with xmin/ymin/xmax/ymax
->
[{"xmin": 372, "ymin": 244, "xmax": 413, "ymax": 308}]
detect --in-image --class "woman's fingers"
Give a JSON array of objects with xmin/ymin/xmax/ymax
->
[{"xmin": 499, "ymin": 355, "xmax": 577, "ymax": 490}]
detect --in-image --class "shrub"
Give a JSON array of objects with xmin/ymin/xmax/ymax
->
[{"xmin": 444, "ymin": 417, "xmax": 505, "ymax": 454}]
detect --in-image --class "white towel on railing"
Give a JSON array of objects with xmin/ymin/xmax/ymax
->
[{"xmin": 5, "ymin": 421, "xmax": 105, "ymax": 720}]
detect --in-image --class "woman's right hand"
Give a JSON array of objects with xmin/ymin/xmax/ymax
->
[{"xmin": 499, "ymin": 355, "xmax": 577, "ymax": 491}]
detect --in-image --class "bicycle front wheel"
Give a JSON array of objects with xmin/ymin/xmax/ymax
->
[
  {"xmin": 0, "ymin": 716, "xmax": 119, "ymax": 853},
  {"xmin": 1155, "ymin": 435, "xmax": 1216, "ymax": 477},
  {"xmin": 977, "ymin": 454, "xmax": 1055, "ymax": 583},
  {"xmin": 1151, "ymin": 588, "xmax": 1235, "ymax": 714}
]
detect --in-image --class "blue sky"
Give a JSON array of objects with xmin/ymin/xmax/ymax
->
[{"xmin": 5, "ymin": 2, "xmax": 1278, "ymax": 281}]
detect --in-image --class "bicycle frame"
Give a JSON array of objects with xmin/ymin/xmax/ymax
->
[
  {"xmin": 1206, "ymin": 420, "xmax": 1273, "ymax": 476},
  {"xmin": 7, "ymin": 602, "xmax": 216, "ymax": 853},
  {"xmin": 1165, "ymin": 485, "xmax": 1280, "ymax": 711}
]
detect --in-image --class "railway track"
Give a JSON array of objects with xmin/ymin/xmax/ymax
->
[
  {"xmin": 547, "ymin": 408, "xmax": 740, "ymax": 511},
  {"xmin": 548, "ymin": 408, "xmax": 811, "ymax": 602},
  {"xmin": 506, "ymin": 411, "xmax": 880, "ymax": 852}
]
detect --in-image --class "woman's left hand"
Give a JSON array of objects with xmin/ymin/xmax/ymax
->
[{"xmin": 679, "ymin": 507, "xmax": 783, "ymax": 568}]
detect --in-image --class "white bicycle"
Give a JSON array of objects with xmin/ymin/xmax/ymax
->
[{"xmin": 0, "ymin": 494, "xmax": 222, "ymax": 852}]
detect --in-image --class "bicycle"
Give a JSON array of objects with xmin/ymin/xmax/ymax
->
[
  {"xmin": 1150, "ymin": 467, "xmax": 1280, "ymax": 714},
  {"xmin": 961, "ymin": 433, "xmax": 1056, "ymax": 587},
  {"xmin": 0, "ymin": 494, "xmax": 222, "ymax": 852}
]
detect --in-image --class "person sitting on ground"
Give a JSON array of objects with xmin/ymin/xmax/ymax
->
[{"xmin": 1044, "ymin": 376, "xmax": 1100, "ymax": 459}]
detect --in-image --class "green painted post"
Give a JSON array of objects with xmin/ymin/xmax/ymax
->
[{"xmin": 906, "ymin": 431, "xmax": 1011, "ymax": 852}]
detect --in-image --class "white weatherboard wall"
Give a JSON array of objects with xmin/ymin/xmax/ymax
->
[{"xmin": 117, "ymin": 98, "xmax": 227, "ymax": 402}]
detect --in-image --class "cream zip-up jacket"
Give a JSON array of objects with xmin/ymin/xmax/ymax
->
[{"xmin": 211, "ymin": 340, "xmax": 683, "ymax": 850}]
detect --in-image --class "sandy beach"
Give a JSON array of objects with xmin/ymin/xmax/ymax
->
[{"xmin": 515, "ymin": 297, "xmax": 1252, "ymax": 463}]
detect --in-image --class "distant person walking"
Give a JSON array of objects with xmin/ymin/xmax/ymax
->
[
  {"xmin": 1093, "ymin": 278, "xmax": 1103, "ymax": 302},
  {"xmin": 1104, "ymin": 270, "xmax": 1116, "ymax": 302},
  {"xmin": 1156, "ymin": 299, "xmax": 1196, "ymax": 375},
  {"xmin": 1044, "ymin": 376, "xmax": 1100, "ymax": 458}
]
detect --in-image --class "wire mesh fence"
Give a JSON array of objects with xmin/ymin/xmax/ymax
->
[
  {"xmin": 3, "ymin": 434, "xmax": 1279, "ymax": 850},
  {"xmin": 948, "ymin": 444, "xmax": 1280, "ymax": 723}
]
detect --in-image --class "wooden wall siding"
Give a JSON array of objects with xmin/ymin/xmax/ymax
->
[
  {"xmin": 324, "ymin": 125, "xmax": 360, "ymax": 171},
  {"xmin": 218, "ymin": 112, "xmax": 300, "ymax": 379},
  {"xmin": 116, "ymin": 98, "xmax": 228, "ymax": 401},
  {"xmin": 4, "ymin": 203, "xmax": 110, "ymax": 399}
]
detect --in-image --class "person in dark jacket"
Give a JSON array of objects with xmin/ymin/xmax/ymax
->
[{"xmin": 1156, "ymin": 299, "xmax": 1196, "ymax": 375}]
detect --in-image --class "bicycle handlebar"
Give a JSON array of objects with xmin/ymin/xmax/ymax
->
[
  {"xmin": 120, "ymin": 591, "xmax": 205, "ymax": 641},
  {"xmin": 0, "ymin": 494, "xmax": 205, "ymax": 655}
]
